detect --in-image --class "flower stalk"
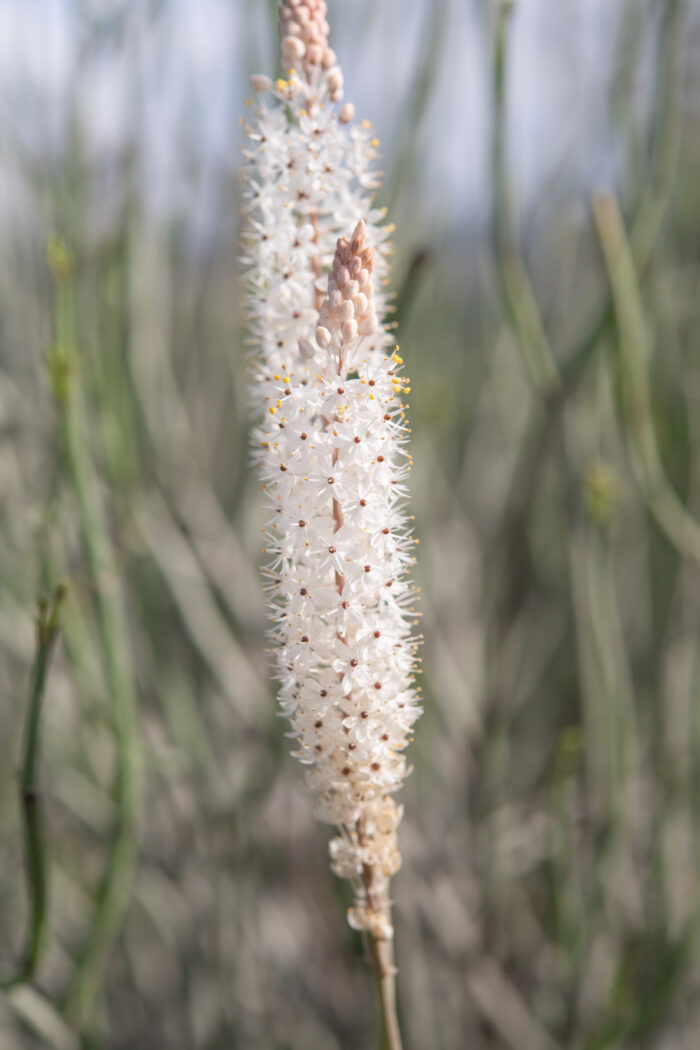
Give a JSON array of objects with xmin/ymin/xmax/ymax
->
[
  {"xmin": 46, "ymin": 237, "xmax": 143, "ymax": 1031},
  {"xmin": 1, "ymin": 586, "xmax": 66, "ymax": 990},
  {"xmin": 243, "ymin": 5, "xmax": 419, "ymax": 1046}
]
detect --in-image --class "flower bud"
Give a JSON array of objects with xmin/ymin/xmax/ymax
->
[
  {"xmin": 315, "ymin": 326, "xmax": 331, "ymax": 349},
  {"xmin": 298, "ymin": 336, "xmax": 315, "ymax": 360},
  {"xmin": 251, "ymin": 74, "xmax": 273, "ymax": 93},
  {"xmin": 283, "ymin": 35, "xmax": 306, "ymax": 60},
  {"xmin": 342, "ymin": 318, "xmax": 358, "ymax": 342}
]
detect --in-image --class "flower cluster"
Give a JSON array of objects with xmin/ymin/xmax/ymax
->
[
  {"xmin": 279, "ymin": 0, "xmax": 340, "ymax": 93},
  {"xmin": 243, "ymin": 5, "xmax": 420, "ymax": 942}
]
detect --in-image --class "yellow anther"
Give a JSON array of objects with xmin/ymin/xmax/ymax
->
[
  {"xmin": 362, "ymin": 119, "xmax": 372, "ymax": 129},
  {"xmin": 371, "ymin": 138, "xmax": 379, "ymax": 148},
  {"xmin": 269, "ymin": 406, "xmax": 277, "ymax": 414}
]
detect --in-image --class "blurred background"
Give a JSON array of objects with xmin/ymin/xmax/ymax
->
[{"xmin": 1, "ymin": 0, "xmax": 700, "ymax": 1047}]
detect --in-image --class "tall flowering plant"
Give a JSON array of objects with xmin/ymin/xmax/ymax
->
[{"xmin": 242, "ymin": 3, "xmax": 419, "ymax": 1045}]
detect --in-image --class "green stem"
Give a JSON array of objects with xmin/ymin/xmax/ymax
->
[
  {"xmin": 46, "ymin": 238, "xmax": 143, "ymax": 1030},
  {"xmin": 492, "ymin": 0, "xmax": 560, "ymax": 396},
  {"xmin": 1, "ymin": 587, "xmax": 66, "ymax": 989},
  {"xmin": 592, "ymin": 192, "xmax": 700, "ymax": 568},
  {"xmin": 371, "ymin": 936, "xmax": 403, "ymax": 1050}
]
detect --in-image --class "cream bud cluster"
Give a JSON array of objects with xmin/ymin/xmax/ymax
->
[
  {"xmin": 279, "ymin": 0, "xmax": 343, "ymax": 99},
  {"xmin": 315, "ymin": 222, "xmax": 379, "ymax": 349},
  {"xmin": 258, "ymin": 222, "xmax": 420, "ymax": 939}
]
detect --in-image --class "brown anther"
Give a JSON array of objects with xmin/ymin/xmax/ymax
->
[
  {"xmin": 382, "ymin": 528, "xmax": 390, "ymax": 534},
  {"xmin": 337, "ymin": 387, "xmax": 345, "ymax": 394},
  {"xmin": 329, "ymin": 545, "xmax": 337, "ymax": 554},
  {"xmin": 320, "ymin": 690, "xmax": 328, "ymax": 697},
  {"xmin": 327, "ymin": 476, "xmax": 335, "ymax": 484},
  {"xmin": 300, "ymin": 432, "xmax": 308, "ymax": 439},
  {"xmin": 280, "ymin": 464, "xmax": 287, "ymax": 472},
  {"xmin": 360, "ymin": 711, "xmax": 368, "ymax": 719},
  {"xmin": 342, "ymin": 767, "xmax": 351, "ymax": 776},
  {"xmin": 342, "ymin": 600, "xmax": 349, "ymax": 609},
  {"xmin": 368, "ymin": 380, "xmax": 375, "ymax": 387},
  {"xmin": 371, "ymin": 762, "xmax": 381, "ymax": 771},
  {"xmin": 300, "ymin": 588, "xmax": 308, "ymax": 595},
  {"xmin": 299, "ymin": 520, "xmax": 306, "ymax": 527},
  {"xmin": 364, "ymin": 565, "xmax": 371, "ymax": 573},
  {"xmin": 373, "ymin": 630, "xmax": 381, "ymax": 638},
  {"xmin": 381, "ymin": 733, "xmax": 389, "ymax": 741},
  {"xmin": 354, "ymin": 436, "xmax": 361, "ymax": 443},
  {"xmin": 350, "ymin": 659, "xmax": 358, "ymax": 667},
  {"xmin": 377, "ymin": 455, "xmax": 384, "ymax": 463},
  {"xmin": 301, "ymin": 635, "xmax": 309, "ymax": 643},
  {"xmin": 360, "ymin": 499, "xmax": 367, "ymax": 507},
  {"xmin": 315, "ymin": 720, "xmax": 323, "ymax": 728},
  {"xmin": 374, "ymin": 682, "xmax": 382, "ymax": 690}
]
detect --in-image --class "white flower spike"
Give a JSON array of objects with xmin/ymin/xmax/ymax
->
[{"xmin": 242, "ymin": 1, "xmax": 420, "ymax": 972}]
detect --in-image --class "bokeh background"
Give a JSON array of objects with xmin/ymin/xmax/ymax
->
[{"xmin": 2, "ymin": 0, "xmax": 700, "ymax": 1047}]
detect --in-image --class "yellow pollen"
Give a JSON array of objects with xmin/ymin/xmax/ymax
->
[
  {"xmin": 362, "ymin": 119, "xmax": 371, "ymax": 129},
  {"xmin": 269, "ymin": 407, "xmax": 276, "ymax": 414},
  {"xmin": 371, "ymin": 138, "xmax": 379, "ymax": 147}
]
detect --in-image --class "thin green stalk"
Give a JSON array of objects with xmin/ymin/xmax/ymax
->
[
  {"xmin": 46, "ymin": 237, "xmax": 143, "ymax": 1030},
  {"xmin": 592, "ymin": 193, "xmax": 700, "ymax": 568},
  {"xmin": 371, "ymin": 936, "xmax": 403, "ymax": 1050},
  {"xmin": 1, "ymin": 586, "xmax": 66, "ymax": 989},
  {"xmin": 386, "ymin": 0, "xmax": 448, "ymax": 215},
  {"xmin": 492, "ymin": 0, "xmax": 560, "ymax": 396}
]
